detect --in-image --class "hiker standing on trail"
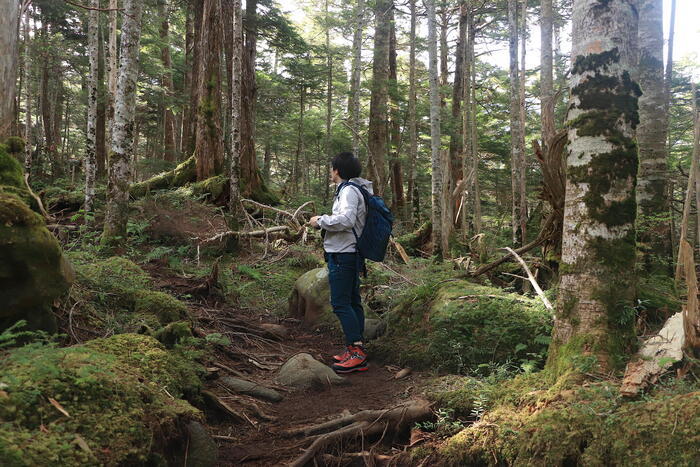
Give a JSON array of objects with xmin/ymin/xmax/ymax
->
[{"xmin": 309, "ymin": 152, "xmax": 371, "ymax": 374}]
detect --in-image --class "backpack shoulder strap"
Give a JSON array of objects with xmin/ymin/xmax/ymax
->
[{"xmin": 337, "ymin": 181, "xmax": 369, "ymax": 207}]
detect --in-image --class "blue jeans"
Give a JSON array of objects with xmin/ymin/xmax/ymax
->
[{"xmin": 326, "ymin": 252, "xmax": 364, "ymax": 345}]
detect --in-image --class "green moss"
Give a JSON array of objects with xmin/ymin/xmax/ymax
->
[
  {"xmin": 396, "ymin": 221, "xmax": 432, "ymax": 256},
  {"xmin": 134, "ymin": 290, "xmax": 188, "ymax": 325},
  {"xmin": 190, "ymin": 174, "xmax": 228, "ymax": 200},
  {"xmin": 0, "ymin": 334, "xmax": 202, "ymax": 465},
  {"xmin": 440, "ymin": 376, "xmax": 700, "ymax": 467},
  {"xmin": 130, "ymin": 156, "xmax": 196, "ymax": 198},
  {"xmin": 372, "ymin": 280, "xmax": 552, "ymax": 373},
  {"xmin": 571, "ymin": 47, "xmax": 620, "ymax": 75},
  {"xmin": 69, "ymin": 257, "xmax": 190, "ymax": 335},
  {"xmin": 0, "ymin": 145, "xmax": 25, "ymax": 189},
  {"xmin": 250, "ymin": 177, "xmax": 280, "ymax": 206},
  {"xmin": 3, "ymin": 137, "xmax": 25, "ymax": 156},
  {"xmin": 0, "ymin": 193, "xmax": 72, "ymax": 333}
]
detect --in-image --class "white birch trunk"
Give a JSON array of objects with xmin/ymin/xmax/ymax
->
[
  {"xmin": 107, "ymin": 0, "xmax": 118, "ymax": 145},
  {"xmin": 549, "ymin": 0, "xmax": 640, "ymax": 374},
  {"xmin": 85, "ymin": 0, "xmax": 99, "ymax": 214},
  {"xmin": 23, "ymin": 11, "xmax": 32, "ymax": 174},
  {"xmin": 229, "ymin": 0, "xmax": 242, "ymax": 218},
  {"xmin": 0, "ymin": 0, "xmax": 19, "ymax": 140},
  {"xmin": 426, "ymin": 0, "xmax": 442, "ymax": 258},
  {"xmin": 350, "ymin": 0, "xmax": 364, "ymax": 158},
  {"xmin": 102, "ymin": 0, "xmax": 143, "ymax": 246}
]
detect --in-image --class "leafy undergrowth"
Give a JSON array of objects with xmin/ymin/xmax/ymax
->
[
  {"xmin": 423, "ymin": 370, "xmax": 700, "ymax": 466},
  {"xmin": 0, "ymin": 332, "xmax": 202, "ymax": 466}
]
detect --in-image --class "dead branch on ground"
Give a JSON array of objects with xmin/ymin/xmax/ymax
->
[
  {"xmin": 285, "ymin": 399, "xmax": 433, "ymax": 467},
  {"xmin": 503, "ymin": 247, "xmax": 553, "ymax": 311}
]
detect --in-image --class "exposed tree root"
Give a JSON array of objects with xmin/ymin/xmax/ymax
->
[{"xmin": 285, "ymin": 399, "xmax": 433, "ymax": 467}]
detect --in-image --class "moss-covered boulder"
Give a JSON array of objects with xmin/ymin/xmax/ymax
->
[
  {"xmin": 71, "ymin": 256, "xmax": 190, "ymax": 335},
  {"xmin": 372, "ymin": 280, "xmax": 552, "ymax": 372},
  {"xmin": 0, "ymin": 144, "xmax": 35, "ymax": 210},
  {"xmin": 288, "ymin": 267, "xmax": 334, "ymax": 327},
  {"xmin": 0, "ymin": 333, "xmax": 205, "ymax": 465},
  {"xmin": 0, "ymin": 192, "xmax": 73, "ymax": 333},
  {"xmin": 440, "ymin": 376, "xmax": 700, "ymax": 466}
]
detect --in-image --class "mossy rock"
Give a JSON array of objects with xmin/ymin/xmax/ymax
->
[
  {"xmin": 441, "ymin": 378, "xmax": 700, "ymax": 466},
  {"xmin": 134, "ymin": 290, "xmax": 189, "ymax": 326},
  {"xmin": 396, "ymin": 221, "xmax": 432, "ymax": 256},
  {"xmin": 0, "ymin": 144, "xmax": 24, "ymax": 189},
  {"xmin": 190, "ymin": 174, "xmax": 229, "ymax": 204},
  {"xmin": 0, "ymin": 193, "xmax": 73, "ymax": 333},
  {"xmin": 372, "ymin": 280, "xmax": 552, "ymax": 372},
  {"xmin": 0, "ymin": 333, "xmax": 204, "ymax": 466},
  {"xmin": 3, "ymin": 137, "xmax": 25, "ymax": 156},
  {"xmin": 71, "ymin": 256, "xmax": 191, "ymax": 335},
  {"xmin": 288, "ymin": 267, "xmax": 335, "ymax": 328}
]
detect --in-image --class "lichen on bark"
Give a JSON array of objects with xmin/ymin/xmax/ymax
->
[{"xmin": 548, "ymin": 0, "xmax": 641, "ymax": 376}]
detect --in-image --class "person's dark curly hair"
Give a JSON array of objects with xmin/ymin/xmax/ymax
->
[{"xmin": 331, "ymin": 151, "xmax": 362, "ymax": 180}]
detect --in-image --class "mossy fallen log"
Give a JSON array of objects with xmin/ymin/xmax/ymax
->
[{"xmin": 130, "ymin": 156, "xmax": 197, "ymax": 198}]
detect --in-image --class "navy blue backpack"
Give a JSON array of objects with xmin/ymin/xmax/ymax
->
[{"xmin": 339, "ymin": 182, "xmax": 394, "ymax": 262}]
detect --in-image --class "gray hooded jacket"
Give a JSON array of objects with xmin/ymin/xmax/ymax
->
[{"xmin": 318, "ymin": 177, "xmax": 373, "ymax": 253}]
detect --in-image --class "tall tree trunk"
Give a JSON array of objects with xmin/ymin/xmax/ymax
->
[
  {"xmin": 367, "ymin": 0, "xmax": 391, "ymax": 196},
  {"xmin": 159, "ymin": 0, "xmax": 177, "ymax": 162},
  {"xmin": 449, "ymin": 3, "xmax": 466, "ymax": 188},
  {"xmin": 96, "ymin": 24, "xmax": 107, "ymax": 177},
  {"xmin": 388, "ymin": 11, "xmax": 404, "ymax": 214},
  {"xmin": 85, "ymin": 0, "xmax": 99, "ymax": 213},
  {"xmin": 107, "ymin": 0, "xmax": 118, "ymax": 148},
  {"xmin": 518, "ymin": 0, "xmax": 528, "ymax": 244},
  {"xmin": 229, "ymin": 0, "xmax": 242, "ymax": 218},
  {"xmin": 102, "ymin": 0, "xmax": 144, "ymax": 247},
  {"xmin": 426, "ymin": 0, "xmax": 443, "ymax": 259},
  {"xmin": 637, "ymin": 0, "xmax": 670, "ymax": 274},
  {"xmin": 325, "ymin": 0, "xmax": 333, "ymax": 198},
  {"xmin": 182, "ymin": 3, "xmax": 195, "ymax": 156},
  {"xmin": 406, "ymin": 0, "xmax": 418, "ymax": 222},
  {"xmin": 540, "ymin": 0, "xmax": 555, "ymax": 150},
  {"xmin": 508, "ymin": 0, "xmax": 523, "ymax": 245},
  {"xmin": 547, "ymin": 0, "xmax": 640, "ymax": 376},
  {"xmin": 469, "ymin": 11, "xmax": 481, "ymax": 234},
  {"xmin": 240, "ymin": 0, "xmax": 264, "ymax": 197},
  {"xmin": 350, "ymin": 0, "xmax": 364, "ymax": 158},
  {"xmin": 292, "ymin": 87, "xmax": 306, "ymax": 194},
  {"xmin": 438, "ymin": 3, "xmax": 448, "ymax": 108},
  {"xmin": 664, "ymin": 0, "xmax": 676, "ymax": 114},
  {"xmin": 23, "ymin": 10, "xmax": 32, "ymax": 174},
  {"xmin": 0, "ymin": 0, "xmax": 19, "ymax": 140},
  {"xmin": 195, "ymin": 0, "xmax": 224, "ymax": 180}
]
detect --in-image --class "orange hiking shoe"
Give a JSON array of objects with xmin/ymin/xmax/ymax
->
[
  {"xmin": 332, "ymin": 347, "xmax": 351, "ymax": 362},
  {"xmin": 331, "ymin": 345, "xmax": 368, "ymax": 373}
]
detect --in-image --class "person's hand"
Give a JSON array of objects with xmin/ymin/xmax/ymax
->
[{"xmin": 309, "ymin": 216, "xmax": 321, "ymax": 229}]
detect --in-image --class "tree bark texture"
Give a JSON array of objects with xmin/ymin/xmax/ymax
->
[
  {"xmin": 23, "ymin": 10, "xmax": 32, "ymax": 174},
  {"xmin": 0, "ymin": 0, "xmax": 19, "ymax": 140},
  {"xmin": 508, "ymin": 0, "xmax": 524, "ymax": 245},
  {"xmin": 636, "ymin": 0, "xmax": 670, "ymax": 273},
  {"xmin": 548, "ymin": 0, "xmax": 641, "ymax": 375},
  {"xmin": 159, "ymin": 0, "xmax": 177, "ymax": 162},
  {"xmin": 449, "ymin": 3, "xmax": 467, "ymax": 188},
  {"xmin": 469, "ymin": 12, "xmax": 481, "ymax": 233},
  {"xmin": 406, "ymin": 0, "xmax": 418, "ymax": 222},
  {"xmin": 107, "ymin": 0, "xmax": 118, "ymax": 148},
  {"xmin": 240, "ymin": 0, "xmax": 264, "ymax": 197},
  {"xmin": 540, "ymin": 0, "xmax": 555, "ymax": 150},
  {"xmin": 229, "ymin": 0, "xmax": 243, "ymax": 218},
  {"xmin": 182, "ymin": 2, "xmax": 196, "ymax": 156},
  {"xmin": 102, "ymin": 0, "xmax": 143, "ymax": 247},
  {"xmin": 426, "ymin": 0, "xmax": 443, "ymax": 259},
  {"xmin": 195, "ymin": 0, "xmax": 224, "ymax": 180},
  {"xmin": 388, "ymin": 12, "xmax": 404, "ymax": 214},
  {"xmin": 518, "ymin": 0, "xmax": 528, "ymax": 244},
  {"xmin": 350, "ymin": 0, "xmax": 364, "ymax": 158},
  {"xmin": 367, "ymin": 0, "xmax": 391, "ymax": 196},
  {"xmin": 85, "ymin": 0, "xmax": 99, "ymax": 213}
]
